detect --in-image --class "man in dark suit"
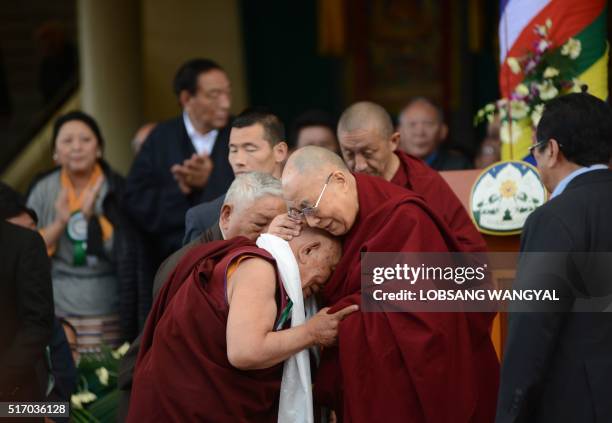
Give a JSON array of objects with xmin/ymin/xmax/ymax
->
[
  {"xmin": 496, "ymin": 93, "xmax": 612, "ymax": 423},
  {"xmin": 183, "ymin": 108, "xmax": 288, "ymax": 244},
  {"xmin": 0, "ymin": 196, "xmax": 54, "ymax": 401},
  {"xmin": 117, "ymin": 172, "xmax": 287, "ymax": 421},
  {"xmin": 124, "ymin": 58, "xmax": 234, "ymax": 264}
]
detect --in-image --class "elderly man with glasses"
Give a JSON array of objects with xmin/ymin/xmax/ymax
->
[{"xmin": 279, "ymin": 146, "xmax": 499, "ymax": 423}]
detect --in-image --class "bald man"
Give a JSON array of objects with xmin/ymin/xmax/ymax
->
[
  {"xmin": 398, "ymin": 97, "xmax": 472, "ymax": 170},
  {"xmin": 282, "ymin": 146, "xmax": 498, "ymax": 423},
  {"xmin": 337, "ymin": 101, "xmax": 486, "ymax": 252},
  {"xmin": 128, "ymin": 226, "xmax": 357, "ymax": 421}
]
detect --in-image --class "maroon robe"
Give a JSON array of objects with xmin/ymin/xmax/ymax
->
[
  {"xmin": 314, "ymin": 173, "xmax": 499, "ymax": 423},
  {"xmin": 391, "ymin": 150, "xmax": 486, "ymax": 252},
  {"xmin": 127, "ymin": 237, "xmax": 288, "ymax": 422}
]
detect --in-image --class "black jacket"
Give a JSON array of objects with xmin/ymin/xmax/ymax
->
[
  {"xmin": 430, "ymin": 148, "xmax": 473, "ymax": 171},
  {"xmin": 496, "ymin": 169, "xmax": 612, "ymax": 423},
  {"xmin": 0, "ymin": 221, "xmax": 53, "ymax": 401},
  {"xmin": 123, "ymin": 116, "xmax": 234, "ymax": 263}
]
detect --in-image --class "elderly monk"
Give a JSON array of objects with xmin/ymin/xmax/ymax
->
[
  {"xmin": 127, "ymin": 225, "xmax": 357, "ymax": 422},
  {"xmin": 336, "ymin": 101, "xmax": 485, "ymax": 252},
  {"xmin": 282, "ymin": 146, "xmax": 499, "ymax": 423},
  {"xmin": 117, "ymin": 171, "xmax": 287, "ymax": 419}
]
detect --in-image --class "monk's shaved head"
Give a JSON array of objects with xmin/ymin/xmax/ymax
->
[
  {"xmin": 336, "ymin": 102, "xmax": 401, "ymax": 181},
  {"xmin": 285, "ymin": 145, "xmax": 348, "ymax": 177},
  {"xmin": 337, "ymin": 101, "xmax": 394, "ymax": 139},
  {"xmin": 287, "ymin": 225, "xmax": 341, "ymax": 298},
  {"xmin": 282, "ymin": 146, "xmax": 358, "ymax": 236}
]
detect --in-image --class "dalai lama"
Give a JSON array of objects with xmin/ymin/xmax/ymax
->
[{"xmin": 282, "ymin": 146, "xmax": 499, "ymax": 423}]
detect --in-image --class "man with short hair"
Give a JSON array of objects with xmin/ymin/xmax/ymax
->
[
  {"xmin": 337, "ymin": 101, "xmax": 486, "ymax": 252},
  {"xmin": 117, "ymin": 172, "xmax": 287, "ymax": 420},
  {"xmin": 291, "ymin": 109, "xmax": 340, "ymax": 153},
  {"xmin": 496, "ymin": 93, "xmax": 612, "ymax": 423},
  {"xmin": 398, "ymin": 97, "xmax": 472, "ymax": 170},
  {"xmin": 124, "ymin": 58, "xmax": 234, "ymax": 264},
  {"xmin": 183, "ymin": 108, "xmax": 288, "ymax": 243},
  {"xmin": 158, "ymin": 171, "xmax": 287, "ymax": 295},
  {"xmin": 282, "ymin": 146, "xmax": 499, "ymax": 422}
]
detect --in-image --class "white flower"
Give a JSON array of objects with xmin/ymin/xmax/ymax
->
[
  {"xmin": 500, "ymin": 120, "xmax": 522, "ymax": 144},
  {"xmin": 497, "ymin": 99, "xmax": 509, "ymax": 120},
  {"xmin": 510, "ymin": 100, "xmax": 529, "ymax": 120},
  {"xmin": 95, "ymin": 367, "xmax": 109, "ymax": 386},
  {"xmin": 561, "ymin": 38, "xmax": 582, "ymax": 59},
  {"xmin": 112, "ymin": 342, "xmax": 130, "ymax": 359},
  {"xmin": 571, "ymin": 78, "xmax": 584, "ymax": 93},
  {"xmin": 531, "ymin": 104, "xmax": 545, "ymax": 127},
  {"xmin": 71, "ymin": 394, "xmax": 82, "ymax": 409},
  {"xmin": 485, "ymin": 103, "xmax": 495, "ymax": 113},
  {"xmin": 71, "ymin": 391, "xmax": 98, "ymax": 409},
  {"xmin": 537, "ymin": 80, "xmax": 559, "ymax": 101},
  {"xmin": 535, "ymin": 24, "xmax": 547, "ymax": 37},
  {"xmin": 507, "ymin": 57, "xmax": 521, "ymax": 74},
  {"xmin": 514, "ymin": 83, "xmax": 530, "ymax": 97},
  {"xmin": 545, "ymin": 18, "xmax": 552, "ymax": 29},
  {"xmin": 537, "ymin": 40, "xmax": 550, "ymax": 53},
  {"xmin": 543, "ymin": 66, "xmax": 559, "ymax": 78}
]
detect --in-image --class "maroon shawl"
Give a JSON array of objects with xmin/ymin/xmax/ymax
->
[
  {"xmin": 314, "ymin": 173, "xmax": 499, "ymax": 423},
  {"xmin": 128, "ymin": 237, "xmax": 286, "ymax": 422},
  {"xmin": 391, "ymin": 150, "xmax": 487, "ymax": 253}
]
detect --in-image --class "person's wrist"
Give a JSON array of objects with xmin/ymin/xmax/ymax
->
[
  {"xmin": 55, "ymin": 214, "xmax": 69, "ymax": 226},
  {"xmin": 303, "ymin": 318, "xmax": 318, "ymax": 347}
]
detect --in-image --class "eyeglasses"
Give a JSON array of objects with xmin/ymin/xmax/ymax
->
[
  {"xmin": 529, "ymin": 139, "xmax": 563, "ymax": 156},
  {"xmin": 288, "ymin": 172, "xmax": 333, "ymax": 220},
  {"xmin": 528, "ymin": 140, "xmax": 548, "ymax": 155}
]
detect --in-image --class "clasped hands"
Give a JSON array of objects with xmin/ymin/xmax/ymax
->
[{"xmin": 171, "ymin": 153, "xmax": 214, "ymax": 195}]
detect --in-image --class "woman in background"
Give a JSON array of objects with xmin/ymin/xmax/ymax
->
[{"xmin": 27, "ymin": 111, "xmax": 144, "ymax": 352}]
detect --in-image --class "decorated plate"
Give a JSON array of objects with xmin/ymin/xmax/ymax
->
[{"xmin": 470, "ymin": 160, "xmax": 547, "ymax": 236}]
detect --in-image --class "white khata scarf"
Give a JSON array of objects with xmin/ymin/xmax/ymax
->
[{"xmin": 256, "ymin": 234, "xmax": 315, "ymax": 423}]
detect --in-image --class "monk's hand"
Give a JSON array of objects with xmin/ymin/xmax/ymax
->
[
  {"xmin": 183, "ymin": 153, "xmax": 214, "ymax": 189},
  {"xmin": 267, "ymin": 213, "xmax": 302, "ymax": 240},
  {"xmin": 82, "ymin": 175, "xmax": 105, "ymax": 220},
  {"xmin": 306, "ymin": 304, "xmax": 359, "ymax": 347}
]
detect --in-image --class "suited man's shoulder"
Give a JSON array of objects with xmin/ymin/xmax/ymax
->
[
  {"xmin": 0, "ymin": 221, "xmax": 45, "ymax": 251},
  {"xmin": 184, "ymin": 194, "xmax": 226, "ymax": 244},
  {"xmin": 141, "ymin": 116, "xmax": 184, "ymax": 149}
]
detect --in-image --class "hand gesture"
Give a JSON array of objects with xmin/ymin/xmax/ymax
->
[
  {"xmin": 82, "ymin": 175, "xmax": 105, "ymax": 220},
  {"xmin": 306, "ymin": 304, "xmax": 359, "ymax": 348},
  {"xmin": 54, "ymin": 188, "xmax": 71, "ymax": 225},
  {"xmin": 171, "ymin": 163, "xmax": 192, "ymax": 195},
  {"xmin": 267, "ymin": 213, "xmax": 302, "ymax": 241},
  {"xmin": 184, "ymin": 153, "xmax": 214, "ymax": 189}
]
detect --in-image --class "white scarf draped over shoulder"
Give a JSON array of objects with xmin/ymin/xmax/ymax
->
[{"xmin": 256, "ymin": 234, "xmax": 315, "ymax": 423}]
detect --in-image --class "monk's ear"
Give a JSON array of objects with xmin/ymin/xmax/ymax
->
[
  {"xmin": 298, "ymin": 241, "xmax": 320, "ymax": 264},
  {"xmin": 390, "ymin": 131, "xmax": 401, "ymax": 152},
  {"xmin": 332, "ymin": 170, "xmax": 350, "ymax": 193},
  {"xmin": 219, "ymin": 204, "xmax": 232, "ymax": 232},
  {"xmin": 274, "ymin": 141, "xmax": 289, "ymax": 164}
]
